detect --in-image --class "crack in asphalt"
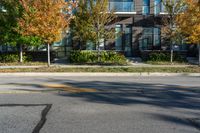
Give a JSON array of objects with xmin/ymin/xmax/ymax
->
[{"xmin": 0, "ymin": 104, "xmax": 52, "ymax": 133}]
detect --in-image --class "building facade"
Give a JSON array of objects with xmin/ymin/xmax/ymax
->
[
  {"xmin": 109, "ymin": 0, "xmax": 166, "ymax": 57},
  {"xmin": 59, "ymin": 0, "xmax": 189, "ymax": 58},
  {"xmin": 0, "ymin": 0, "xmax": 191, "ymax": 58}
]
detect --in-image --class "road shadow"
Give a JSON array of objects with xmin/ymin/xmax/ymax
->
[
  {"xmin": 53, "ymin": 80, "xmax": 200, "ymax": 109},
  {"xmin": 144, "ymin": 112, "xmax": 200, "ymax": 130},
  {"xmin": 3, "ymin": 79, "xmax": 200, "ymax": 131},
  {"xmin": 56, "ymin": 80, "xmax": 200, "ymax": 131},
  {"xmin": 5, "ymin": 81, "xmax": 200, "ymax": 109}
]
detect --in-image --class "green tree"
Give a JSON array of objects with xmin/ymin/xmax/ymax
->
[
  {"xmin": 71, "ymin": 0, "xmax": 116, "ymax": 61},
  {"xmin": 0, "ymin": 0, "xmax": 41, "ymax": 63},
  {"xmin": 161, "ymin": 0, "xmax": 186, "ymax": 63},
  {"xmin": 17, "ymin": 0, "xmax": 76, "ymax": 66},
  {"xmin": 70, "ymin": 0, "xmax": 94, "ymax": 49}
]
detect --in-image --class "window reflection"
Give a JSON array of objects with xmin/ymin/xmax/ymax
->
[
  {"xmin": 109, "ymin": 0, "xmax": 135, "ymax": 12},
  {"xmin": 142, "ymin": 0, "xmax": 150, "ymax": 15}
]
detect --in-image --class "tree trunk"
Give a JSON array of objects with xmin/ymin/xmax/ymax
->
[
  {"xmin": 47, "ymin": 43, "xmax": 51, "ymax": 67},
  {"xmin": 170, "ymin": 43, "xmax": 173, "ymax": 64},
  {"xmin": 19, "ymin": 44, "xmax": 23, "ymax": 63},
  {"xmin": 97, "ymin": 41, "xmax": 100, "ymax": 62},
  {"xmin": 169, "ymin": 14, "xmax": 173, "ymax": 64},
  {"xmin": 198, "ymin": 44, "xmax": 200, "ymax": 66}
]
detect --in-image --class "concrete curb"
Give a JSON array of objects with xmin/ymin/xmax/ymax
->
[{"xmin": 0, "ymin": 72, "xmax": 199, "ymax": 77}]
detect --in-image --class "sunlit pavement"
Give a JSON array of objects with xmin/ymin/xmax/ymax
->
[
  {"xmin": 0, "ymin": 104, "xmax": 49, "ymax": 133},
  {"xmin": 0, "ymin": 75, "xmax": 200, "ymax": 133}
]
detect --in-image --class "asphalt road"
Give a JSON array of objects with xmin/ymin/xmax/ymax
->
[{"xmin": 0, "ymin": 75, "xmax": 200, "ymax": 133}]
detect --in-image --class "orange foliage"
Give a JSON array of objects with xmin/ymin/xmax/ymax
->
[
  {"xmin": 176, "ymin": 0, "xmax": 200, "ymax": 44},
  {"xmin": 18, "ymin": 0, "xmax": 76, "ymax": 44}
]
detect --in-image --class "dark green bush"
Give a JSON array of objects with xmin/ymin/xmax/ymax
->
[
  {"xmin": 173, "ymin": 53, "xmax": 186, "ymax": 62},
  {"xmin": 149, "ymin": 52, "xmax": 170, "ymax": 61},
  {"xmin": 0, "ymin": 53, "xmax": 32, "ymax": 63},
  {"xmin": 69, "ymin": 50, "xmax": 127, "ymax": 65},
  {"xmin": 148, "ymin": 52, "xmax": 185, "ymax": 62},
  {"xmin": 0, "ymin": 54, "xmax": 19, "ymax": 63},
  {"xmin": 23, "ymin": 53, "xmax": 33, "ymax": 62}
]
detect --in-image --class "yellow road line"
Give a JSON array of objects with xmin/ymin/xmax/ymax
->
[
  {"xmin": 41, "ymin": 83, "xmax": 97, "ymax": 93},
  {"xmin": 0, "ymin": 83, "xmax": 97, "ymax": 94}
]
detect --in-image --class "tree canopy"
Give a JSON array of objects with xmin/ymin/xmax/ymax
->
[
  {"xmin": 0, "ymin": 0, "xmax": 42, "ymax": 63},
  {"xmin": 17, "ymin": 0, "xmax": 76, "ymax": 45},
  {"xmin": 176, "ymin": 0, "xmax": 200, "ymax": 44},
  {"xmin": 70, "ymin": 0, "xmax": 94, "ymax": 47},
  {"xmin": 161, "ymin": 0, "xmax": 186, "ymax": 63},
  {"xmin": 162, "ymin": 0, "xmax": 186, "ymax": 44},
  {"xmin": 0, "ymin": 0, "xmax": 41, "ymax": 46},
  {"xmin": 17, "ymin": 0, "xmax": 76, "ymax": 66},
  {"xmin": 176, "ymin": 0, "xmax": 200, "ymax": 65},
  {"xmin": 71, "ymin": 0, "xmax": 116, "ymax": 49}
]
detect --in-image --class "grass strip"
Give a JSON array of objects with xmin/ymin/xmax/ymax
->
[
  {"xmin": 0, "ymin": 62, "xmax": 46, "ymax": 66},
  {"xmin": 0, "ymin": 66, "xmax": 199, "ymax": 73}
]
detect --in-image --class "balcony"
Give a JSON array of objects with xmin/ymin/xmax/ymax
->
[{"xmin": 108, "ymin": 1, "xmax": 135, "ymax": 13}]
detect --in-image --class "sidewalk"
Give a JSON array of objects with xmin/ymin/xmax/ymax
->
[{"xmin": 54, "ymin": 62, "xmax": 195, "ymax": 68}]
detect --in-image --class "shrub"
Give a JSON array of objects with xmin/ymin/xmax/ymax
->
[
  {"xmin": 0, "ymin": 53, "xmax": 32, "ymax": 63},
  {"xmin": 69, "ymin": 50, "xmax": 127, "ymax": 65},
  {"xmin": 23, "ymin": 53, "xmax": 33, "ymax": 62},
  {"xmin": 148, "ymin": 52, "xmax": 185, "ymax": 62},
  {"xmin": 0, "ymin": 54, "xmax": 19, "ymax": 63},
  {"xmin": 149, "ymin": 52, "xmax": 170, "ymax": 61}
]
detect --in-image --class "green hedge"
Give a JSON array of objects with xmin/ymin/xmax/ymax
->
[
  {"xmin": 0, "ymin": 53, "xmax": 32, "ymax": 63},
  {"xmin": 148, "ymin": 52, "xmax": 185, "ymax": 62},
  {"xmin": 69, "ymin": 50, "xmax": 127, "ymax": 65}
]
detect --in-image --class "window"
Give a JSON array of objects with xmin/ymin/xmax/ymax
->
[
  {"xmin": 142, "ymin": 0, "xmax": 150, "ymax": 15},
  {"xmin": 139, "ymin": 27, "xmax": 161, "ymax": 50},
  {"xmin": 154, "ymin": 0, "xmax": 161, "ymax": 15},
  {"xmin": 109, "ymin": 0, "xmax": 135, "ymax": 12},
  {"xmin": 115, "ymin": 25, "xmax": 122, "ymax": 50},
  {"xmin": 153, "ymin": 28, "xmax": 161, "ymax": 48},
  {"xmin": 124, "ymin": 25, "xmax": 132, "ymax": 56},
  {"xmin": 139, "ymin": 28, "xmax": 153, "ymax": 50}
]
